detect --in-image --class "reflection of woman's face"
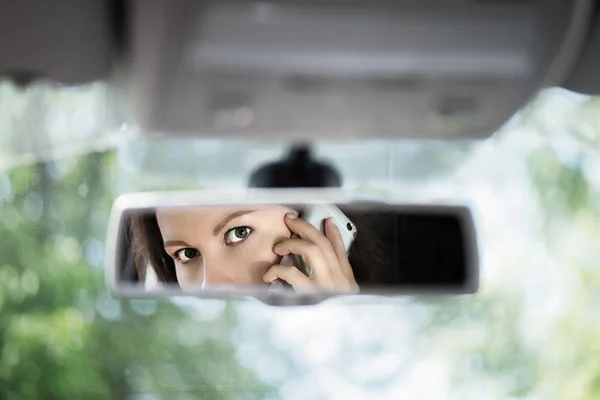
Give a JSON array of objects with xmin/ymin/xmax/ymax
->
[{"xmin": 156, "ymin": 205, "xmax": 298, "ymax": 290}]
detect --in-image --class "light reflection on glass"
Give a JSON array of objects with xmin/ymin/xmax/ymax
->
[{"xmin": 95, "ymin": 292, "xmax": 122, "ymax": 320}]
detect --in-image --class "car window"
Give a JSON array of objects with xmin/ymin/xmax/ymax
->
[
  {"xmin": 0, "ymin": 81, "xmax": 126, "ymax": 174},
  {"xmin": 1, "ymin": 85, "xmax": 599, "ymax": 399}
]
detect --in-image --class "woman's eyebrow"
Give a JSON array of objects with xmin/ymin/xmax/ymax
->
[
  {"xmin": 213, "ymin": 210, "xmax": 255, "ymax": 236},
  {"xmin": 164, "ymin": 240, "xmax": 191, "ymax": 248}
]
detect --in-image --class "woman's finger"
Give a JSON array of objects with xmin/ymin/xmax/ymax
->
[
  {"xmin": 273, "ymin": 238, "xmax": 331, "ymax": 279},
  {"xmin": 284, "ymin": 214, "xmax": 336, "ymax": 253},
  {"xmin": 263, "ymin": 265, "xmax": 314, "ymax": 290},
  {"xmin": 324, "ymin": 217, "xmax": 355, "ymax": 281},
  {"xmin": 284, "ymin": 214, "xmax": 341, "ymax": 274}
]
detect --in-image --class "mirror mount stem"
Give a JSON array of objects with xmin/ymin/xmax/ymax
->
[{"xmin": 248, "ymin": 145, "xmax": 342, "ymax": 189}]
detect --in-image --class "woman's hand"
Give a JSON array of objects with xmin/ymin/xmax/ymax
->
[{"xmin": 263, "ymin": 214, "xmax": 359, "ymax": 293}]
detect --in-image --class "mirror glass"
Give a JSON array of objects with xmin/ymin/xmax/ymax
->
[{"xmin": 107, "ymin": 194, "xmax": 478, "ymax": 297}]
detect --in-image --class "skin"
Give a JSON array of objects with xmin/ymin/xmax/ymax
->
[{"xmin": 156, "ymin": 205, "xmax": 358, "ymax": 293}]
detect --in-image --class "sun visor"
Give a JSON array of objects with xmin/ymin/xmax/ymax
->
[{"xmin": 0, "ymin": 0, "xmax": 112, "ymax": 85}]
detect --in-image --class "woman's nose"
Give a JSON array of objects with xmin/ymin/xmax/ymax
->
[{"xmin": 200, "ymin": 257, "xmax": 236, "ymax": 287}]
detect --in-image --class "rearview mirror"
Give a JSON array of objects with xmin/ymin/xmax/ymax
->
[{"xmin": 105, "ymin": 190, "xmax": 478, "ymax": 304}]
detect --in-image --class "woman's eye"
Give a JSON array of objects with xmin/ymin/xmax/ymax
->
[
  {"xmin": 225, "ymin": 226, "xmax": 253, "ymax": 244},
  {"xmin": 175, "ymin": 248, "xmax": 200, "ymax": 263}
]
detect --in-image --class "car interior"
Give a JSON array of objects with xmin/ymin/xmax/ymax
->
[{"xmin": 2, "ymin": 0, "xmax": 600, "ymax": 398}]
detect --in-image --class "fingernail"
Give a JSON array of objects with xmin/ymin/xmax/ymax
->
[{"xmin": 286, "ymin": 213, "xmax": 297, "ymax": 219}]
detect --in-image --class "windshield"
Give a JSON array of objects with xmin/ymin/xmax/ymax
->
[{"xmin": 1, "ymin": 84, "xmax": 599, "ymax": 399}]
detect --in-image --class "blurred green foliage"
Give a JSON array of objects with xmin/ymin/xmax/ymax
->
[
  {"xmin": 0, "ymin": 152, "xmax": 271, "ymax": 399},
  {"xmin": 1, "ymin": 87, "xmax": 600, "ymax": 400},
  {"xmin": 413, "ymin": 92, "xmax": 600, "ymax": 399}
]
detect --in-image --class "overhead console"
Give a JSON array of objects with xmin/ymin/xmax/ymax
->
[
  {"xmin": 123, "ymin": 0, "xmax": 595, "ymax": 139},
  {"xmin": 0, "ymin": 0, "xmax": 596, "ymax": 139}
]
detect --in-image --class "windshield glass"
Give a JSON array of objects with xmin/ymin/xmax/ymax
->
[{"xmin": 1, "ymin": 85, "xmax": 599, "ymax": 398}]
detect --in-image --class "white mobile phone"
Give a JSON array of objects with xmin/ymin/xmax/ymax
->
[
  {"xmin": 301, "ymin": 204, "xmax": 357, "ymax": 253},
  {"xmin": 295, "ymin": 204, "xmax": 357, "ymax": 277},
  {"xmin": 269, "ymin": 204, "xmax": 357, "ymax": 294}
]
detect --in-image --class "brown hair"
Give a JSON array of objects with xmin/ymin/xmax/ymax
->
[
  {"xmin": 343, "ymin": 211, "xmax": 400, "ymax": 285},
  {"xmin": 129, "ymin": 212, "xmax": 178, "ymax": 283},
  {"xmin": 128, "ymin": 208, "xmax": 393, "ymax": 286}
]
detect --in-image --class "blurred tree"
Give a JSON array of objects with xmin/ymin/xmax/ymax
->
[
  {"xmin": 0, "ymin": 152, "xmax": 271, "ymax": 399},
  {"xmin": 518, "ymin": 90, "xmax": 600, "ymax": 399},
  {"xmin": 363, "ymin": 89, "xmax": 600, "ymax": 399}
]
